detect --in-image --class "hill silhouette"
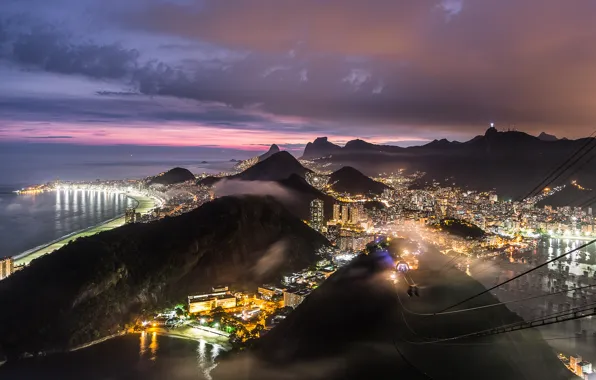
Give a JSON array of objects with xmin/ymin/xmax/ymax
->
[
  {"xmin": 258, "ymin": 144, "xmax": 280, "ymax": 162},
  {"xmin": 0, "ymin": 196, "xmax": 329, "ymax": 357},
  {"xmin": 301, "ymin": 130, "xmax": 596, "ymax": 202},
  {"xmin": 302, "ymin": 137, "xmax": 342, "ymax": 159},
  {"xmin": 277, "ymin": 174, "xmax": 335, "ymax": 220},
  {"xmin": 223, "ymin": 244, "xmax": 570, "ymax": 380},
  {"xmin": 231, "ymin": 151, "xmax": 312, "ymax": 181},
  {"xmin": 329, "ymin": 166, "xmax": 389, "ymax": 195},
  {"xmin": 148, "ymin": 167, "xmax": 194, "ymax": 185}
]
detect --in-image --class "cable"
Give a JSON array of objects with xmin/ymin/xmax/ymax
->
[
  {"xmin": 402, "ymin": 300, "xmax": 596, "ymax": 345},
  {"xmin": 518, "ymin": 131, "xmax": 596, "ymax": 201},
  {"xmin": 391, "ymin": 337, "xmax": 434, "ymax": 379},
  {"xmin": 398, "ymin": 282, "xmax": 596, "ymax": 317},
  {"xmin": 437, "ymin": 239, "xmax": 596, "ymax": 313}
]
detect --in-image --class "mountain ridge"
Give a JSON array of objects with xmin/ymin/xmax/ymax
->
[{"xmin": 0, "ymin": 196, "xmax": 329, "ymax": 357}]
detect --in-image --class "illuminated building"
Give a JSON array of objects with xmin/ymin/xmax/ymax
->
[
  {"xmin": 349, "ymin": 206, "xmax": 360, "ymax": 224},
  {"xmin": 258, "ymin": 285, "xmax": 283, "ymax": 301},
  {"xmin": 310, "ymin": 199, "xmax": 324, "ymax": 232},
  {"xmin": 188, "ymin": 291, "xmax": 237, "ymax": 313},
  {"xmin": 333, "ymin": 203, "xmax": 341, "ymax": 221},
  {"xmin": 283, "ymin": 288, "xmax": 310, "ymax": 308},
  {"xmin": 341, "ymin": 204, "xmax": 349, "ymax": 224},
  {"xmin": 125, "ymin": 208, "xmax": 137, "ymax": 224},
  {"xmin": 0, "ymin": 257, "xmax": 14, "ymax": 281}
]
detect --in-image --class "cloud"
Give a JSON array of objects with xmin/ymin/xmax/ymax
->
[
  {"xmin": 252, "ymin": 239, "xmax": 287, "ymax": 278},
  {"xmin": 213, "ymin": 179, "xmax": 294, "ymax": 202},
  {"xmin": 1, "ymin": 0, "xmax": 596, "ymax": 144},
  {"xmin": 26, "ymin": 135, "xmax": 74, "ymax": 139}
]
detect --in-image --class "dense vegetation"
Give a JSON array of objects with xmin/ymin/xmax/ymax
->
[
  {"xmin": 439, "ymin": 218, "xmax": 485, "ymax": 238},
  {"xmin": 0, "ymin": 196, "xmax": 329, "ymax": 357}
]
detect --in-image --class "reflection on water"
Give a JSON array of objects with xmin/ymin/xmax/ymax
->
[
  {"xmin": 0, "ymin": 189, "xmax": 134, "ymax": 257},
  {"xmin": 0, "ymin": 334, "xmax": 223, "ymax": 380},
  {"xmin": 139, "ymin": 331, "xmax": 148, "ymax": 357},
  {"xmin": 150, "ymin": 332, "xmax": 159, "ymax": 361}
]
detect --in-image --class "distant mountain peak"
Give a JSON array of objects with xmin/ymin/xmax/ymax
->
[
  {"xmin": 148, "ymin": 167, "xmax": 194, "ymax": 185},
  {"xmin": 538, "ymin": 132, "xmax": 558, "ymax": 141},
  {"xmin": 258, "ymin": 144, "xmax": 281, "ymax": 162},
  {"xmin": 329, "ymin": 166, "xmax": 388, "ymax": 195},
  {"xmin": 302, "ymin": 137, "xmax": 342, "ymax": 159},
  {"xmin": 231, "ymin": 151, "xmax": 311, "ymax": 181},
  {"xmin": 485, "ymin": 126, "xmax": 499, "ymax": 137}
]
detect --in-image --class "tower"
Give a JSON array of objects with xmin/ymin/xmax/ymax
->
[{"xmin": 310, "ymin": 199, "xmax": 324, "ymax": 232}]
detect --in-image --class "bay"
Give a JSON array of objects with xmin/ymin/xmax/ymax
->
[{"xmin": 0, "ymin": 334, "xmax": 221, "ymax": 380}]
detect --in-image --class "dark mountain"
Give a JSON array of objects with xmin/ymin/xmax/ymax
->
[
  {"xmin": 277, "ymin": 174, "xmax": 336, "ymax": 220},
  {"xmin": 538, "ymin": 132, "xmax": 558, "ymax": 141},
  {"xmin": 0, "ymin": 196, "xmax": 329, "ymax": 357},
  {"xmin": 301, "ymin": 137, "xmax": 342, "ymax": 159},
  {"xmin": 258, "ymin": 144, "xmax": 280, "ymax": 162},
  {"xmin": 197, "ymin": 176, "xmax": 221, "ymax": 186},
  {"xmin": 301, "ymin": 129, "xmax": 596, "ymax": 201},
  {"xmin": 148, "ymin": 167, "xmax": 194, "ymax": 185},
  {"xmin": 230, "ymin": 151, "xmax": 312, "ymax": 181},
  {"xmin": 329, "ymin": 166, "xmax": 389, "ymax": 195},
  {"xmin": 224, "ymin": 244, "xmax": 569, "ymax": 380}
]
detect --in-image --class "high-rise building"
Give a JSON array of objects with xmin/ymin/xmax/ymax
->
[
  {"xmin": 589, "ymin": 207, "xmax": 593, "ymax": 216},
  {"xmin": 0, "ymin": 257, "xmax": 14, "ymax": 281},
  {"xmin": 349, "ymin": 206, "xmax": 360, "ymax": 224},
  {"xmin": 341, "ymin": 204, "xmax": 349, "ymax": 224},
  {"xmin": 125, "ymin": 207, "xmax": 137, "ymax": 224},
  {"xmin": 310, "ymin": 199, "xmax": 324, "ymax": 232},
  {"xmin": 333, "ymin": 203, "xmax": 341, "ymax": 221}
]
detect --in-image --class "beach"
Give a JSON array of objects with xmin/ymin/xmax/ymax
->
[{"xmin": 14, "ymin": 193, "xmax": 156, "ymax": 266}]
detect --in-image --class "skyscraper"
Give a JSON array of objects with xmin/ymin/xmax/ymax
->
[
  {"xmin": 341, "ymin": 204, "xmax": 349, "ymax": 224},
  {"xmin": 0, "ymin": 257, "xmax": 14, "ymax": 281},
  {"xmin": 333, "ymin": 203, "xmax": 341, "ymax": 221},
  {"xmin": 310, "ymin": 199, "xmax": 324, "ymax": 232},
  {"xmin": 349, "ymin": 206, "xmax": 360, "ymax": 224}
]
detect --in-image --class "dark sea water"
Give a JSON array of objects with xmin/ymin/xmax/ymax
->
[
  {"xmin": 0, "ymin": 143, "xmax": 246, "ymax": 257},
  {"xmin": 0, "ymin": 334, "xmax": 221, "ymax": 380},
  {"xmin": 0, "ymin": 189, "xmax": 135, "ymax": 257}
]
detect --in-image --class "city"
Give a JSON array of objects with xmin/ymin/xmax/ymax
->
[{"xmin": 2, "ymin": 1, "xmax": 596, "ymax": 379}]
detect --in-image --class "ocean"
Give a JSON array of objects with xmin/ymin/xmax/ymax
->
[
  {"xmin": 0, "ymin": 143, "xmax": 248, "ymax": 257},
  {"xmin": 0, "ymin": 334, "xmax": 221, "ymax": 380}
]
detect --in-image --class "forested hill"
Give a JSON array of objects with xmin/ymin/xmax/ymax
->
[{"xmin": 0, "ymin": 196, "xmax": 329, "ymax": 358}]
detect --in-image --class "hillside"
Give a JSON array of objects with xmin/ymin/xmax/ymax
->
[
  {"xmin": 277, "ymin": 174, "xmax": 336, "ymax": 220},
  {"xmin": 329, "ymin": 166, "xmax": 389, "ymax": 195},
  {"xmin": 0, "ymin": 196, "xmax": 329, "ymax": 357},
  {"xmin": 439, "ymin": 218, "xmax": 485, "ymax": 238},
  {"xmin": 224, "ymin": 244, "xmax": 570, "ymax": 380},
  {"xmin": 148, "ymin": 167, "xmax": 194, "ymax": 185},
  {"xmin": 231, "ymin": 151, "xmax": 312, "ymax": 181}
]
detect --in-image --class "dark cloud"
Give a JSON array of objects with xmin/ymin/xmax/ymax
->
[{"xmin": 1, "ymin": 0, "xmax": 596, "ymax": 141}]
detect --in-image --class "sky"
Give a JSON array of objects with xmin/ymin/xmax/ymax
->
[{"xmin": 1, "ymin": 0, "xmax": 596, "ymax": 150}]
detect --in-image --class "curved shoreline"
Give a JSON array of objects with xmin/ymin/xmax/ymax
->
[{"xmin": 14, "ymin": 192, "xmax": 156, "ymax": 266}]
